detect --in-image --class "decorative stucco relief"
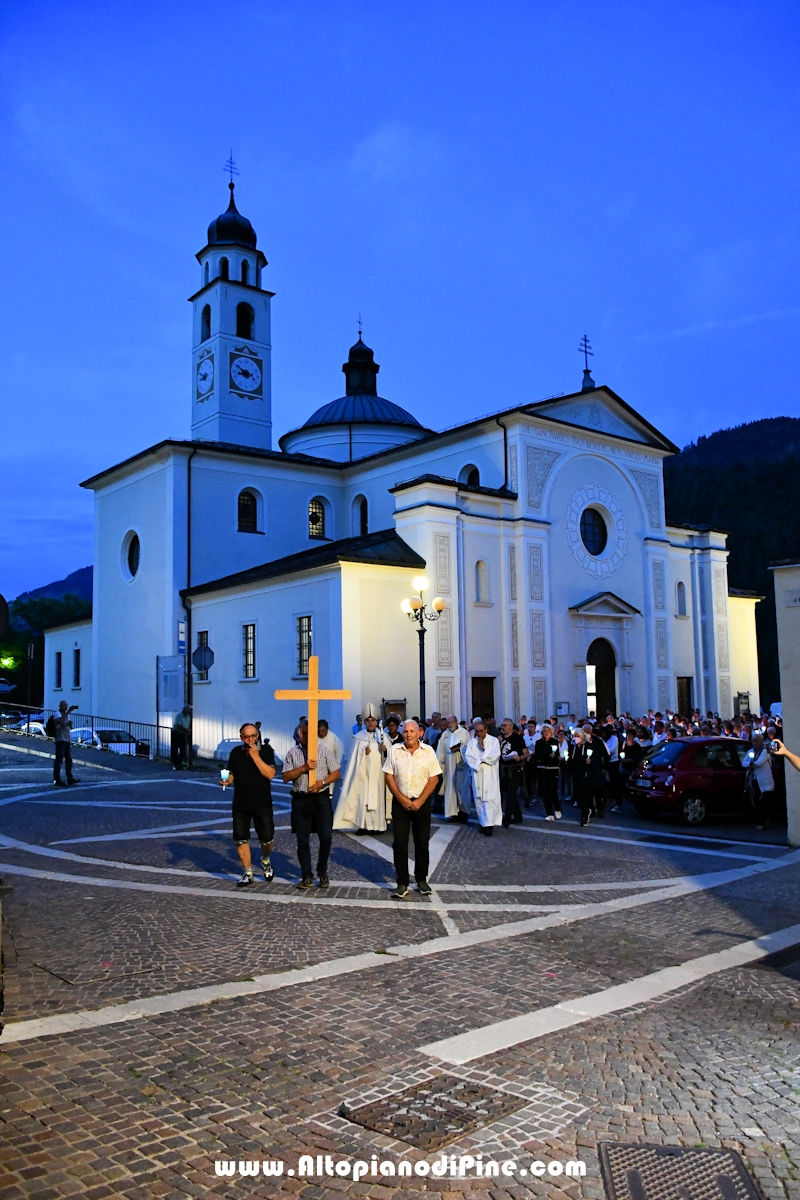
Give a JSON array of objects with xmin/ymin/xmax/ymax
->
[
  {"xmin": 528, "ymin": 544, "xmax": 543, "ymax": 601},
  {"xmin": 565, "ymin": 484, "xmax": 628, "ymax": 578},
  {"xmin": 526, "ymin": 446, "xmax": 561, "ymax": 508},
  {"xmin": 630, "ymin": 469, "xmax": 662, "ymax": 530}
]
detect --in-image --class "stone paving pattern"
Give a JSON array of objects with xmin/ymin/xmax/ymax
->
[{"xmin": 0, "ymin": 735, "xmax": 799, "ymax": 1198}]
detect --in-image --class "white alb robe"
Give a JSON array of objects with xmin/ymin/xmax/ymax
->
[
  {"xmin": 333, "ymin": 730, "xmax": 390, "ymax": 831},
  {"xmin": 437, "ymin": 726, "xmax": 473, "ymax": 817},
  {"xmin": 465, "ymin": 735, "xmax": 503, "ymax": 827}
]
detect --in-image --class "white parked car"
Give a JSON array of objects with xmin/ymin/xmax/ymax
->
[
  {"xmin": 71, "ymin": 727, "xmax": 102, "ymax": 749},
  {"xmin": 96, "ymin": 728, "xmax": 151, "ymax": 757},
  {"xmin": 7, "ymin": 718, "xmax": 47, "ymax": 737}
]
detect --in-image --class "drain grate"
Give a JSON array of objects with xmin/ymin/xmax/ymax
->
[
  {"xmin": 599, "ymin": 1143, "xmax": 763, "ymax": 1200},
  {"xmin": 344, "ymin": 1074, "xmax": 527, "ymax": 1151}
]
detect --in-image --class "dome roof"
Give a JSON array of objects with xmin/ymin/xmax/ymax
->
[
  {"xmin": 302, "ymin": 394, "xmax": 423, "ymax": 430},
  {"xmin": 207, "ymin": 183, "xmax": 257, "ymax": 249}
]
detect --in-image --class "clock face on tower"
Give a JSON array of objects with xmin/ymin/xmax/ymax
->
[
  {"xmin": 196, "ymin": 356, "xmax": 214, "ymax": 399},
  {"xmin": 230, "ymin": 354, "xmax": 262, "ymax": 394}
]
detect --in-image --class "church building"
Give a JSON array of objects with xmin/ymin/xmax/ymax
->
[{"xmin": 44, "ymin": 185, "xmax": 761, "ymax": 757}]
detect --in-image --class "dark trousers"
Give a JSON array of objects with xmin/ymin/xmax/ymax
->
[
  {"xmin": 750, "ymin": 781, "xmax": 774, "ymax": 826},
  {"xmin": 171, "ymin": 729, "xmax": 189, "ymax": 768},
  {"xmin": 291, "ymin": 790, "xmax": 333, "ymax": 878},
  {"xmin": 500, "ymin": 768, "xmax": 523, "ymax": 824},
  {"xmin": 537, "ymin": 768, "xmax": 561, "ymax": 816},
  {"xmin": 573, "ymin": 781, "xmax": 595, "ymax": 820},
  {"xmin": 392, "ymin": 796, "xmax": 431, "ymax": 887},
  {"xmin": 523, "ymin": 759, "xmax": 537, "ymax": 804},
  {"xmin": 54, "ymin": 741, "xmax": 74, "ymax": 781}
]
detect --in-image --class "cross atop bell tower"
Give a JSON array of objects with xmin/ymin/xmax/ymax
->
[{"xmin": 189, "ymin": 172, "xmax": 274, "ymax": 450}]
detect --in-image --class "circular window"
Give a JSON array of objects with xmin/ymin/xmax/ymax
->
[
  {"xmin": 580, "ymin": 508, "xmax": 607, "ymax": 556},
  {"xmin": 122, "ymin": 532, "xmax": 140, "ymax": 580}
]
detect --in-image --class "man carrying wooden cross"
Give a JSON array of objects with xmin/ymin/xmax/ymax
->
[
  {"xmin": 277, "ymin": 656, "xmax": 349, "ymax": 890},
  {"xmin": 282, "ymin": 723, "xmax": 341, "ymax": 889}
]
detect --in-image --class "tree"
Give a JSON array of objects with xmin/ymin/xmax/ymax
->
[{"xmin": 0, "ymin": 594, "xmax": 91, "ymax": 705}]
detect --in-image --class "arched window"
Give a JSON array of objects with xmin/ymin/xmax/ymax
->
[
  {"xmin": 352, "ymin": 495, "xmax": 368, "ymax": 536},
  {"xmin": 580, "ymin": 507, "xmax": 608, "ymax": 556},
  {"xmin": 237, "ymin": 490, "xmax": 259, "ymax": 533},
  {"xmin": 459, "ymin": 464, "xmax": 480, "ymax": 487},
  {"xmin": 204, "ymin": 262, "xmax": 209, "ymax": 285},
  {"xmin": 241, "ymin": 260, "xmax": 249, "ymax": 284},
  {"xmin": 200, "ymin": 305, "xmax": 211, "ymax": 342},
  {"xmin": 308, "ymin": 498, "xmax": 326, "ymax": 540},
  {"xmin": 676, "ymin": 580, "xmax": 687, "ymax": 616},
  {"xmin": 475, "ymin": 559, "xmax": 489, "ymax": 603},
  {"xmin": 219, "ymin": 256, "xmax": 229, "ymax": 280},
  {"xmin": 236, "ymin": 302, "xmax": 254, "ymax": 339}
]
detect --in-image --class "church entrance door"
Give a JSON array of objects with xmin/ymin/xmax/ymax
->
[
  {"xmin": 586, "ymin": 638, "xmax": 616, "ymax": 719},
  {"xmin": 471, "ymin": 677, "xmax": 495, "ymax": 721}
]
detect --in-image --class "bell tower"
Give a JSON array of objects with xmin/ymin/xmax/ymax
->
[{"xmin": 189, "ymin": 183, "xmax": 273, "ymax": 449}]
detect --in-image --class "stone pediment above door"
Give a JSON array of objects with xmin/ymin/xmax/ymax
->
[{"xmin": 568, "ymin": 591, "xmax": 642, "ymax": 617}]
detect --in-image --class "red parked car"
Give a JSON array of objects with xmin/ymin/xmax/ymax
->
[{"xmin": 625, "ymin": 737, "xmax": 752, "ymax": 825}]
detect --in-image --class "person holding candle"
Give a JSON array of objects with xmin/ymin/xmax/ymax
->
[
  {"xmin": 570, "ymin": 724, "xmax": 609, "ymax": 828},
  {"xmin": 222, "ymin": 722, "xmax": 277, "ymax": 888},
  {"xmin": 533, "ymin": 723, "xmax": 562, "ymax": 820}
]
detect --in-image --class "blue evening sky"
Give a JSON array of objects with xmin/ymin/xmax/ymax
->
[{"xmin": 1, "ymin": 0, "xmax": 798, "ymax": 598}]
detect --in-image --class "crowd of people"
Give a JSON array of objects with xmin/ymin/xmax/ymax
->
[{"xmin": 221, "ymin": 703, "xmax": 798, "ymax": 897}]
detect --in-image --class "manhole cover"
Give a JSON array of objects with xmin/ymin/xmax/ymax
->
[
  {"xmin": 599, "ymin": 1143, "xmax": 763, "ymax": 1200},
  {"xmin": 344, "ymin": 1075, "xmax": 527, "ymax": 1150}
]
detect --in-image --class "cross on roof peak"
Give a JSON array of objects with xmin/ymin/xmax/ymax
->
[{"xmin": 578, "ymin": 334, "xmax": 594, "ymax": 370}]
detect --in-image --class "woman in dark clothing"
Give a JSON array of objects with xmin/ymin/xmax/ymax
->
[
  {"xmin": 570, "ymin": 726, "xmax": 609, "ymax": 827},
  {"xmin": 618, "ymin": 729, "xmax": 644, "ymax": 803},
  {"xmin": 533, "ymin": 723, "xmax": 562, "ymax": 820}
]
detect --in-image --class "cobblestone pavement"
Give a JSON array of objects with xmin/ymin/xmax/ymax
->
[{"xmin": 0, "ymin": 735, "xmax": 799, "ymax": 1199}]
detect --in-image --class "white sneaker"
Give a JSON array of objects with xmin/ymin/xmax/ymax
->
[
  {"xmin": 545, "ymin": 814, "xmax": 555, "ymax": 821},
  {"xmin": 555, "ymin": 811, "xmax": 562, "ymax": 820}
]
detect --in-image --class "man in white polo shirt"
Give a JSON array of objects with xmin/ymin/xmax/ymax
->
[{"xmin": 383, "ymin": 719, "xmax": 442, "ymax": 899}]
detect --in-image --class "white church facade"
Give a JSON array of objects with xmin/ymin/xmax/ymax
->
[{"xmin": 45, "ymin": 185, "xmax": 761, "ymax": 756}]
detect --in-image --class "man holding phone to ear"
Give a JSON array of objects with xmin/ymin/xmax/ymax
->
[{"xmin": 223, "ymin": 723, "xmax": 276, "ymax": 888}]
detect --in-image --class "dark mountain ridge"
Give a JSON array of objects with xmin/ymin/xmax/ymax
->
[
  {"xmin": 664, "ymin": 416, "xmax": 800, "ymax": 706},
  {"xmin": 15, "ymin": 565, "xmax": 93, "ymax": 604}
]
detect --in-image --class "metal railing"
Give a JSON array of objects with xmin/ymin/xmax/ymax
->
[{"xmin": 0, "ymin": 702, "xmax": 172, "ymax": 761}]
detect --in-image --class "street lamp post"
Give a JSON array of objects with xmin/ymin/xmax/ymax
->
[{"xmin": 401, "ymin": 575, "xmax": 446, "ymax": 721}]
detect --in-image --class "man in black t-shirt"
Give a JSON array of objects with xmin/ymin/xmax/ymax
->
[
  {"xmin": 498, "ymin": 718, "xmax": 528, "ymax": 827},
  {"xmin": 223, "ymin": 723, "xmax": 276, "ymax": 888}
]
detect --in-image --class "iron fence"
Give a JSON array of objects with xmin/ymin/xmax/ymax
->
[{"xmin": 0, "ymin": 701, "xmax": 172, "ymax": 761}]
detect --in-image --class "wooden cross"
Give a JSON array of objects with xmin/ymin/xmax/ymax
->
[{"xmin": 274, "ymin": 656, "xmax": 351, "ymax": 786}]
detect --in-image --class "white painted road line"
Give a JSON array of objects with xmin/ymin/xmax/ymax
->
[
  {"xmin": 0, "ymin": 862, "xmax": 566, "ymax": 913},
  {"xmin": 51, "ymin": 817, "xmax": 232, "ymax": 844},
  {"xmin": 3, "ymin": 849, "xmax": 799, "ymax": 1046},
  {"xmin": 514, "ymin": 823, "xmax": 770, "ymax": 861},
  {"xmin": 0, "ymin": 767, "xmax": 55, "ymax": 772},
  {"xmin": 419, "ymin": 921, "xmax": 800, "ymax": 1064}
]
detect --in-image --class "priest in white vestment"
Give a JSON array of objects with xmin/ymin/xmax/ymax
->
[
  {"xmin": 437, "ymin": 715, "xmax": 473, "ymax": 821},
  {"xmin": 333, "ymin": 717, "xmax": 391, "ymax": 832},
  {"xmin": 465, "ymin": 720, "xmax": 503, "ymax": 836}
]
